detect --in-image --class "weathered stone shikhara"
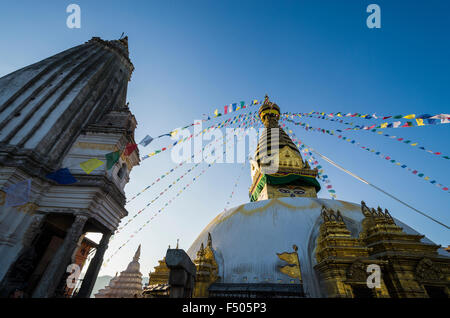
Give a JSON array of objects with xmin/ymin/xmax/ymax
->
[
  {"xmin": 0, "ymin": 36, "xmax": 139, "ymax": 298},
  {"xmin": 142, "ymin": 96, "xmax": 450, "ymax": 298},
  {"xmin": 94, "ymin": 245, "xmax": 143, "ymax": 298}
]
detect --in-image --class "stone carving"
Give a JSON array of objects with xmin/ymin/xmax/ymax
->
[
  {"xmin": 347, "ymin": 260, "xmax": 367, "ymax": 282},
  {"xmin": 415, "ymin": 258, "xmax": 443, "ymax": 282},
  {"xmin": 360, "ymin": 201, "xmax": 395, "ymax": 224},
  {"xmin": 361, "ymin": 201, "xmax": 372, "ymax": 217},
  {"xmin": 321, "ymin": 206, "xmax": 344, "ymax": 223}
]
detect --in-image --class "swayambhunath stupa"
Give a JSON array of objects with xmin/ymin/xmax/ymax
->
[
  {"xmin": 0, "ymin": 2, "xmax": 449, "ymax": 310},
  {"xmin": 142, "ymin": 96, "xmax": 450, "ymax": 298}
]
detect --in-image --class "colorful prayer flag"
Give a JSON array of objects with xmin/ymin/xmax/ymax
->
[
  {"xmin": 80, "ymin": 158, "xmax": 104, "ymax": 174},
  {"xmin": 431, "ymin": 114, "xmax": 450, "ymax": 123},
  {"xmin": 46, "ymin": 168, "xmax": 77, "ymax": 184},
  {"xmin": 5, "ymin": 179, "xmax": 31, "ymax": 207},
  {"xmin": 124, "ymin": 143, "xmax": 138, "ymax": 156},
  {"xmin": 139, "ymin": 135, "xmax": 154, "ymax": 147},
  {"xmin": 106, "ymin": 151, "xmax": 120, "ymax": 170}
]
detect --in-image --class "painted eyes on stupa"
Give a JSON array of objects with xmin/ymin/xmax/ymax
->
[{"xmin": 278, "ymin": 188, "xmax": 305, "ymax": 195}]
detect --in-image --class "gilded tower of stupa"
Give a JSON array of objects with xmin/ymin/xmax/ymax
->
[{"xmin": 249, "ymin": 95, "xmax": 321, "ymax": 201}]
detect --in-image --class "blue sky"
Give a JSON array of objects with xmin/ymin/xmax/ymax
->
[{"xmin": 0, "ymin": 0, "xmax": 449, "ymax": 276}]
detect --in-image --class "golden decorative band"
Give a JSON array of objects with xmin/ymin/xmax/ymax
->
[
  {"xmin": 75, "ymin": 142, "xmax": 117, "ymax": 151},
  {"xmin": 260, "ymin": 109, "xmax": 280, "ymax": 119}
]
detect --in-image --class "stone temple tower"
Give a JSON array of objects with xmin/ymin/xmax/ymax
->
[
  {"xmin": 0, "ymin": 37, "xmax": 140, "ymax": 298},
  {"xmin": 249, "ymin": 95, "xmax": 321, "ymax": 201},
  {"xmin": 95, "ymin": 245, "xmax": 143, "ymax": 298}
]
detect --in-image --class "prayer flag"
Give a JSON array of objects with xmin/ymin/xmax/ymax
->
[
  {"xmin": 46, "ymin": 168, "xmax": 77, "ymax": 184},
  {"xmin": 416, "ymin": 118, "xmax": 424, "ymax": 126},
  {"xmin": 403, "ymin": 114, "xmax": 415, "ymax": 119},
  {"xmin": 139, "ymin": 135, "xmax": 153, "ymax": 147},
  {"xmin": 124, "ymin": 143, "xmax": 138, "ymax": 156},
  {"xmin": 431, "ymin": 114, "xmax": 450, "ymax": 123},
  {"xmin": 106, "ymin": 151, "xmax": 120, "ymax": 170},
  {"xmin": 80, "ymin": 158, "xmax": 104, "ymax": 174},
  {"xmin": 5, "ymin": 179, "xmax": 31, "ymax": 207}
]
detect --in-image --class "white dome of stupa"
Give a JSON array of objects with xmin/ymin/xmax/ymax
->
[{"xmin": 187, "ymin": 197, "xmax": 442, "ymax": 297}]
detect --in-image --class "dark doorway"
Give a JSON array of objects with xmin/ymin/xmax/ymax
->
[
  {"xmin": 352, "ymin": 285, "xmax": 375, "ymax": 298},
  {"xmin": 424, "ymin": 285, "xmax": 448, "ymax": 298},
  {"xmin": 25, "ymin": 222, "xmax": 66, "ymax": 295}
]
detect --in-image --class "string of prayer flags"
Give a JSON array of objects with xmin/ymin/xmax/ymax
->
[
  {"xmin": 139, "ymin": 135, "xmax": 154, "ymax": 147},
  {"xmin": 116, "ymin": 163, "xmax": 201, "ymax": 233},
  {"xmin": 287, "ymin": 112, "xmax": 450, "ymax": 129},
  {"xmin": 123, "ymin": 143, "xmax": 138, "ymax": 156},
  {"xmin": 283, "ymin": 115, "xmax": 449, "ymax": 160},
  {"xmin": 126, "ymin": 114, "xmax": 257, "ymax": 204},
  {"xmin": 106, "ymin": 119, "xmax": 262, "ymax": 263},
  {"xmin": 281, "ymin": 118, "xmax": 449, "ymax": 193},
  {"xmin": 104, "ymin": 162, "xmax": 216, "ymax": 265},
  {"xmin": 285, "ymin": 129, "xmax": 337, "ymax": 199},
  {"xmin": 5, "ymin": 179, "xmax": 31, "ymax": 207},
  {"xmin": 106, "ymin": 151, "xmax": 121, "ymax": 170},
  {"xmin": 45, "ymin": 168, "xmax": 77, "ymax": 185},
  {"xmin": 287, "ymin": 111, "xmax": 450, "ymax": 124},
  {"xmin": 141, "ymin": 111, "xmax": 258, "ymax": 161},
  {"xmin": 222, "ymin": 163, "xmax": 247, "ymax": 212},
  {"xmin": 118, "ymin": 117, "xmax": 258, "ymax": 234},
  {"xmin": 213, "ymin": 98, "xmax": 260, "ymax": 118},
  {"xmin": 80, "ymin": 158, "xmax": 104, "ymax": 174}
]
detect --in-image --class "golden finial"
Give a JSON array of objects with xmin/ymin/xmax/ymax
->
[{"xmin": 207, "ymin": 232, "xmax": 213, "ymax": 248}]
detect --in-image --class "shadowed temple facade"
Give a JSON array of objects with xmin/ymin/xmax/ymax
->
[{"xmin": 0, "ymin": 37, "xmax": 139, "ymax": 298}]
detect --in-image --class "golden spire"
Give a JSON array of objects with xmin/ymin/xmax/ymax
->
[{"xmin": 249, "ymin": 97, "xmax": 321, "ymax": 202}]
